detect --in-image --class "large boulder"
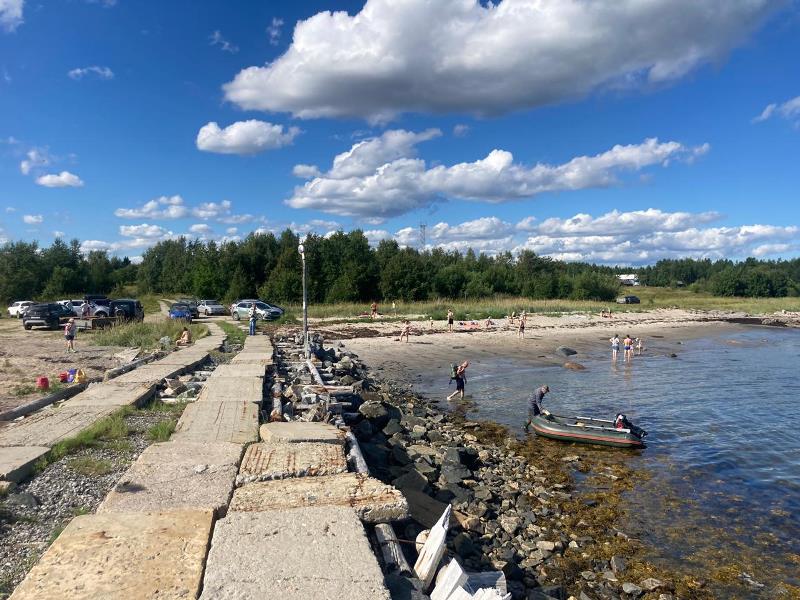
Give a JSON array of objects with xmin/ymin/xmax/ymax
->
[{"xmin": 556, "ymin": 346, "xmax": 578, "ymax": 357}]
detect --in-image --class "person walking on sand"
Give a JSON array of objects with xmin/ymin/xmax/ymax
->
[
  {"xmin": 610, "ymin": 334, "xmax": 620, "ymax": 361},
  {"xmin": 399, "ymin": 320, "xmax": 411, "ymax": 343},
  {"xmin": 447, "ymin": 309, "xmax": 454, "ymax": 332},
  {"xmin": 447, "ymin": 360, "xmax": 469, "ymax": 401},
  {"xmin": 248, "ymin": 303, "xmax": 257, "ymax": 336},
  {"xmin": 524, "ymin": 385, "xmax": 550, "ymax": 433},
  {"xmin": 370, "ymin": 301, "xmax": 378, "ymax": 319},
  {"xmin": 64, "ymin": 318, "xmax": 77, "ymax": 353},
  {"xmin": 517, "ymin": 313, "xmax": 526, "ymax": 339},
  {"xmin": 624, "ymin": 334, "xmax": 634, "ymax": 361}
]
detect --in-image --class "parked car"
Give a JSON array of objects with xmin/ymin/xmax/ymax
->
[
  {"xmin": 616, "ymin": 295, "xmax": 641, "ymax": 304},
  {"xmin": 110, "ymin": 299, "xmax": 145, "ymax": 322},
  {"xmin": 260, "ymin": 301, "xmax": 284, "ymax": 316},
  {"xmin": 230, "ymin": 300, "xmax": 281, "ymax": 321},
  {"xmin": 197, "ymin": 299, "xmax": 226, "ymax": 316},
  {"xmin": 23, "ymin": 303, "xmax": 74, "ymax": 330},
  {"xmin": 57, "ymin": 299, "xmax": 85, "ymax": 317},
  {"xmin": 168, "ymin": 303, "xmax": 193, "ymax": 323},
  {"xmin": 176, "ymin": 298, "xmax": 199, "ymax": 318},
  {"xmin": 8, "ymin": 301, "xmax": 35, "ymax": 318}
]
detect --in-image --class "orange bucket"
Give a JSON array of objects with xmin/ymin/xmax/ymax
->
[{"xmin": 36, "ymin": 376, "xmax": 49, "ymax": 391}]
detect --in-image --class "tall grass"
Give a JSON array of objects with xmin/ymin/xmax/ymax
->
[
  {"xmin": 283, "ymin": 288, "xmax": 800, "ymax": 321},
  {"xmin": 93, "ymin": 321, "xmax": 208, "ymax": 349},
  {"xmin": 218, "ymin": 321, "xmax": 247, "ymax": 345}
]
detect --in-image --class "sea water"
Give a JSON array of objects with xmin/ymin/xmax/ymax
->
[{"xmin": 412, "ymin": 327, "xmax": 800, "ymax": 592}]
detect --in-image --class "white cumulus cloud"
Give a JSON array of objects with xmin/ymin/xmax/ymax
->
[
  {"xmin": 223, "ymin": 0, "xmax": 779, "ymax": 121},
  {"xmin": 19, "ymin": 148, "xmax": 50, "ymax": 175},
  {"xmin": 68, "ymin": 66, "xmax": 114, "ymax": 80},
  {"xmin": 287, "ymin": 131, "xmax": 708, "ymax": 220},
  {"xmin": 22, "ymin": 214, "xmax": 42, "ymax": 224},
  {"xmin": 189, "ymin": 223, "xmax": 213, "ymax": 235},
  {"xmin": 119, "ymin": 223, "xmax": 172, "ymax": 238},
  {"xmin": 0, "ymin": 0, "xmax": 24, "ymax": 33},
  {"xmin": 35, "ymin": 171, "xmax": 84, "ymax": 187},
  {"xmin": 114, "ymin": 195, "xmax": 189, "ymax": 219},
  {"xmin": 196, "ymin": 120, "xmax": 300, "ymax": 155}
]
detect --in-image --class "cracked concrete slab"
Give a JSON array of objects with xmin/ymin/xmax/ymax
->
[
  {"xmin": 9, "ymin": 510, "xmax": 213, "ymax": 600},
  {"xmin": 230, "ymin": 472, "xmax": 408, "ymax": 523},
  {"xmin": 172, "ymin": 400, "xmax": 259, "ymax": 445},
  {"xmin": 196, "ymin": 377, "xmax": 263, "ymax": 403},
  {"xmin": 199, "ymin": 507, "xmax": 391, "ymax": 600},
  {"xmin": 0, "ymin": 446, "xmax": 50, "ymax": 482},
  {"xmin": 259, "ymin": 422, "xmax": 346, "ymax": 445},
  {"xmin": 208, "ymin": 364, "xmax": 266, "ymax": 379},
  {"xmin": 235, "ymin": 441, "xmax": 347, "ymax": 485},
  {"xmin": 0, "ymin": 405, "xmax": 118, "ymax": 448},
  {"xmin": 63, "ymin": 382, "xmax": 155, "ymax": 408}
]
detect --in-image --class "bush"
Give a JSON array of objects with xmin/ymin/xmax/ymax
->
[{"xmin": 93, "ymin": 321, "xmax": 208, "ymax": 349}]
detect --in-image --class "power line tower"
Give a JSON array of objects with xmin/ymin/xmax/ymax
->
[{"xmin": 419, "ymin": 222, "xmax": 427, "ymax": 248}]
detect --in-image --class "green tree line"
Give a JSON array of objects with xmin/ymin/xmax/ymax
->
[
  {"xmin": 0, "ymin": 239, "xmax": 137, "ymax": 303},
  {"xmin": 638, "ymin": 257, "xmax": 800, "ymax": 297}
]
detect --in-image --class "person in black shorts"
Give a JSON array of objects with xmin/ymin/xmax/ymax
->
[
  {"xmin": 447, "ymin": 309, "xmax": 454, "ymax": 332},
  {"xmin": 447, "ymin": 360, "xmax": 469, "ymax": 400}
]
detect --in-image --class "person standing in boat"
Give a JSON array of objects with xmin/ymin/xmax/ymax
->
[
  {"xmin": 610, "ymin": 334, "xmax": 620, "ymax": 361},
  {"xmin": 524, "ymin": 384, "xmax": 550, "ymax": 433}
]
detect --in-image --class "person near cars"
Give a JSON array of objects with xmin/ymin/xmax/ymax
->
[
  {"xmin": 176, "ymin": 327, "xmax": 192, "ymax": 346},
  {"xmin": 81, "ymin": 301, "xmax": 91, "ymax": 318},
  {"xmin": 64, "ymin": 318, "xmax": 77, "ymax": 353},
  {"xmin": 248, "ymin": 303, "xmax": 257, "ymax": 336}
]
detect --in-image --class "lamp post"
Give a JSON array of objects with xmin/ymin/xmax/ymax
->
[{"xmin": 298, "ymin": 243, "xmax": 309, "ymax": 358}]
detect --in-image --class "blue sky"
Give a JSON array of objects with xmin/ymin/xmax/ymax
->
[{"xmin": 1, "ymin": 0, "xmax": 799, "ymax": 264}]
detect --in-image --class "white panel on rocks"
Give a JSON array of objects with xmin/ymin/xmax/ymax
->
[
  {"xmin": 259, "ymin": 422, "xmax": 345, "ymax": 444},
  {"xmin": 200, "ymin": 507, "xmax": 391, "ymax": 600},
  {"xmin": 235, "ymin": 441, "xmax": 347, "ymax": 485}
]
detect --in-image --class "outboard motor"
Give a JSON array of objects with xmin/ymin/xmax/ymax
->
[{"xmin": 615, "ymin": 413, "xmax": 647, "ymax": 438}]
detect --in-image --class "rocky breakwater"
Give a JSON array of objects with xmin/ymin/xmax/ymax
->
[{"xmin": 338, "ymin": 365, "xmax": 695, "ymax": 599}]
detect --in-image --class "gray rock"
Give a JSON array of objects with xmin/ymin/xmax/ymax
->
[
  {"xmin": 439, "ymin": 464, "xmax": 471, "ymax": 485},
  {"xmin": 621, "ymin": 582, "xmax": 642, "ymax": 596},
  {"xmin": 382, "ymin": 419, "xmax": 402, "ymax": 436},
  {"xmin": 556, "ymin": 346, "xmax": 578, "ymax": 357},
  {"xmin": 536, "ymin": 540, "xmax": 556, "ymax": 552},
  {"xmin": 499, "ymin": 515, "xmax": 522, "ymax": 535},
  {"xmin": 359, "ymin": 401, "xmax": 390, "ymax": 427},
  {"xmin": 610, "ymin": 555, "xmax": 627, "ymax": 574},
  {"xmin": 580, "ymin": 570, "xmax": 596, "ymax": 581},
  {"xmin": 6, "ymin": 492, "xmax": 38, "ymax": 508},
  {"xmin": 640, "ymin": 578, "xmax": 664, "ymax": 592},
  {"xmin": 452, "ymin": 532, "xmax": 477, "ymax": 557}
]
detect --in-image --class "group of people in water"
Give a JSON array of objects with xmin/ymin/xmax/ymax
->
[{"xmin": 609, "ymin": 333, "xmax": 644, "ymax": 361}]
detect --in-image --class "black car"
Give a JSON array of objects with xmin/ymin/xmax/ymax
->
[
  {"xmin": 616, "ymin": 295, "xmax": 641, "ymax": 304},
  {"xmin": 177, "ymin": 298, "xmax": 200, "ymax": 318},
  {"xmin": 23, "ymin": 303, "xmax": 74, "ymax": 330},
  {"xmin": 110, "ymin": 299, "xmax": 145, "ymax": 322}
]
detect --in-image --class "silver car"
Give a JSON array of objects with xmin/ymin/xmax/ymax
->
[
  {"xmin": 231, "ymin": 301, "xmax": 281, "ymax": 321},
  {"xmin": 197, "ymin": 299, "xmax": 227, "ymax": 316}
]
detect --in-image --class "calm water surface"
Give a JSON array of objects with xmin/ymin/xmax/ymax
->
[{"xmin": 412, "ymin": 327, "xmax": 800, "ymax": 591}]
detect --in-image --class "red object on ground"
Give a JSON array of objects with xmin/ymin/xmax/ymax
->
[
  {"xmin": 58, "ymin": 372, "xmax": 69, "ymax": 383},
  {"xmin": 36, "ymin": 376, "xmax": 49, "ymax": 391}
]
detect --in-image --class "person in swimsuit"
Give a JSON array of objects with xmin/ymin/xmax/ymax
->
[
  {"xmin": 517, "ymin": 313, "xmax": 526, "ymax": 339},
  {"xmin": 447, "ymin": 309, "xmax": 454, "ymax": 332},
  {"xmin": 370, "ymin": 301, "xmax": 378, "ymax": 319},
  {"xmin": 635, "ymin": 337, "xmax": 644, "ymax": 355},
  {"xmin": 623, "ymin": 335, "xmax": 634, "ymax": 361},
  {"xmin": 610, "ymin": 334, "xmax": 620, "ymax": 361},
  {"xmin": 399, "ymin": 319, "xmax": 411, "ymax": 343},
  {"xmin": 446, "ymin": 360, "xmax": 469, "ymax": 401}
]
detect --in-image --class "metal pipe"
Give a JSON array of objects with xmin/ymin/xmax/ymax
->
[{"xmin": 299, "ymin": 243, "xmax": 309, "ymax": 359}]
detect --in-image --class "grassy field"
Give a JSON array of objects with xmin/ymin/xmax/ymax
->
[
  {"xmin": 284, "ymin": 287, "xmax": 800, "ymax": 321},
  {"xmin": 92, "ymin": 320, "xmax": 208, "ymax": 349}
]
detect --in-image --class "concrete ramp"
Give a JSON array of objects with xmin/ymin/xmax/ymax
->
[
  {"xmin": 63, "ymin": 381, "xmax": 155, "ymax": 408},
  {"xmin": 197, "ymin": 377, "xmax": 263, "ymax": 403},
  {"xmin": 9, "ymin": 510, "xmax": 213, "ymax": 600},
  {"xmin": 208, "ymin": 363, "xmax": 266, "ymax": 379},
  {"xmin": 199, "ymin": 507, "xmax": 391, "ymax": 600},
  {"xmin": 172, "ymin": 400, "xmax": 259, "ymax": 445},
  {"xmin": 260, "ymin": 421, "xmax": 346, "ymax": 445},
  {"xmin": 231, "ymin": 472, "xmax": 409, "ymax": 523},
  {"xmin": 99, "ymin": 442, "xmax": 242, "ymax": 516},
  {"xmin": 235, "ymin": 441, "xmax": 347, "ymax": 485}
]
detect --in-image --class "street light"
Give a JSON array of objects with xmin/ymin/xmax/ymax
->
[{"xmin": 298, "ymin": 243, "xmax": 309, "ymax": 358}]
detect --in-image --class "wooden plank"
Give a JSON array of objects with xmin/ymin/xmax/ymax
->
[
  {"xmin": 374, "ymin": 523, "xmax": 412, "ymax": 575},
  {"xmin": 413, "ymin": 504, "xmax": 451, "ymax": 590},
  {"xmin": 430, "ymin": 559, "xmax": 468, "ymax": 600}
]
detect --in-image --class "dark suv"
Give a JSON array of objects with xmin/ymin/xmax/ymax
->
[
  {"xmin": 23, "ymin": 303, "xmax": 74, "ymax": 330},
  {"xmin": 110, "ymin": 299, "xmax": 145, "ymax": 322}
]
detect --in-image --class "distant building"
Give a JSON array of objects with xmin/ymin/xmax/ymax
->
[{"xmin": 618, "ymin": 274, "xmax": 640, "ymax": 286}]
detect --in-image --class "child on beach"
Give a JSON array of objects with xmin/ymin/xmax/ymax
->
[
  {"xmin": 399, "ymin": 320, "xmax": 411, "ymax": 343},
  {"xmin": 610, "ymin": 334, "xmax": 620, "ymax": 361},
  {"xmin": 447, "ymin": 360, "xmax": 469, "ymax": 401},
  {"xmin": 64, "ymin": 318, "xmax": 77, "ymax": 353},
  {"xmin": 447, "ymin": 309, "xmax": 454, "ymax": 332}
]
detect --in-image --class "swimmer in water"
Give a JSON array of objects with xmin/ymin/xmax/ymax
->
[{"xmin": 623, "ymin": 334, "xmax": 634, "ymax": 361}]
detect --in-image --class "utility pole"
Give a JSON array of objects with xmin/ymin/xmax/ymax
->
[{"xmin": 419, "ymin": 222, "xmax": 427, "ymax": 248}]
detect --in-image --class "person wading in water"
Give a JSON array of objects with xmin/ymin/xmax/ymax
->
[
  {"xmin": 524, "ymin": 385, "xmax": 550, "ymax": 433},
  {"xmin": 447, "ymin": 360, "xmax": 469, "ymax": 401}
]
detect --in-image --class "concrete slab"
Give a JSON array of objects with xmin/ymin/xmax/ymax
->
[
  {"xmin": 63, "ymin": 382, "xmax": 155, "ymax": 408},
  {"xmin": 153, "ymin": 352, "xmax": 209, "ymax": 367},
  {"xmin": 0, "ymin": 405, "xmax": 118, "ymax": 448},
  {"xmin": 9, "ymin": 510, "xmax": 213, "ymax": 600},
  {"xmin": 112, "ymin": 363, "xmax": 184, "ymax": 384},
  {"xmin": 199, "ymin": 507, "xmax": 391, "ymax": 600},
  {"xmin": 208, "ymin": 363, "xmax": 266, "ymax": 378},
  {"xmin": 229, "ymin": 355, "xmax": 273, "ymax": 366},
  {"xmin": 236, "ymin": 441, "xmax": 347, "ymax": 485},
  {"xmin": 259, "ymin": 422, "xmax": 346, "ymax": 445},
  {"xmin": 197, "ymin": 377, "xmax": 263, "ymax": 403},
  {"xmin": 0, "ymin": 446, "xmax": 49, "ymax": 483},
  {"xmin": 172, "ymin": 400, "xmax": 259, "ymax": 445},
  {"xmin": 230, "ymin": 472, "xmax": 408, "ymax": 522},
  {"xmin": 101, "ymin": 441, "xmax": 241, "ymax": 514}
]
